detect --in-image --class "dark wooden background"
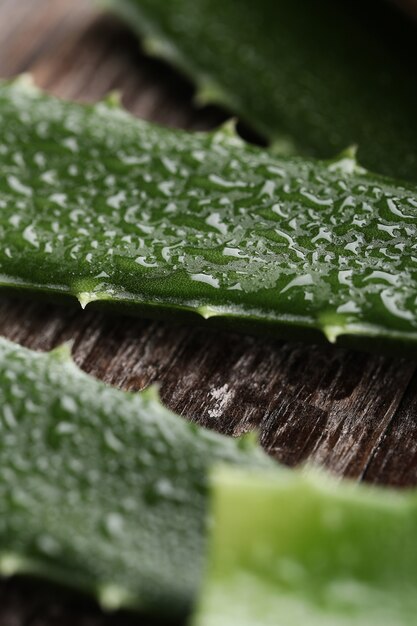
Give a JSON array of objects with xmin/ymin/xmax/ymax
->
[{"xmin": 0, "ymin": 0, "xmax": 417, "ymax": 623}]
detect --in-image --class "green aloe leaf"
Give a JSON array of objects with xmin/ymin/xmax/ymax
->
[
  {"xmin": 0, "ymin": 336, "xmax": 270, "ymax": 618},
  {"xmin": 193, "ymin": 467, "xmax": 417, "ymax": 626},
  {"xmin": 101, "ymin": 0, "xmax": 417, "ymax": 183},
  {"xmin": 1, "ymin": 79, "xmax": 417, "ymax": 352}
]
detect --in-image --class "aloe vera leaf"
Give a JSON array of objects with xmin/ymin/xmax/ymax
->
[
  {"xmin": 0, "ymin": 336, "xmax": 270, "ymax": 618},
  {"xmin": 193, "ymin": 467, "xmax": 417, "ymax": 626},
  {"xmin": 1, "ymin": 79, "xmax": 417, "ymax": 353},
  {"xmin": 101, "ymin": 0, "xmax": 417, "ymax": 183}
]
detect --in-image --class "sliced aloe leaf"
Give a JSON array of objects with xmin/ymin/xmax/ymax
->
[
  {"xmin": 193, "ymin": 467, "xmax": 417, "ymax": 626},
  {"xmin": 1, "ymin": 79, "xmax": 417, "ymax": 352},
  {"xmin": 101, "ymin": 0, "xmax": 417, "ymax": 182},
  {"xmin": 0, "ymin": 336, "xmax": 270, "ymax": 618}
]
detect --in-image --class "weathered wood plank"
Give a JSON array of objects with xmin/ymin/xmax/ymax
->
[
  {"xmin": 364, "ymin": 368, "xmax": 417, "ymax": 486},
  {"xmin": 0, "ymin": 0, "xmax": 417, "ymax": 623},
  {"xmin": 2, "ymin": 296, "xmax": 415, "ymax": 483}
]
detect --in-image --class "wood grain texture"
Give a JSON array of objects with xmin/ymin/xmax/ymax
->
[{"xmin": 0, "ymin": 0, "xmax": 417, "ymax": 623}]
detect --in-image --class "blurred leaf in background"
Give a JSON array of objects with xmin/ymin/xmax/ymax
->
[{"xmin": 102, "ymin": 0, "xmax": 417, "ymax": 182}]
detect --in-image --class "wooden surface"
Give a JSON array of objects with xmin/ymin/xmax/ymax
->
[{"xmin": 1, "ymin": 0, "xmax": 417, "ymax": 623}]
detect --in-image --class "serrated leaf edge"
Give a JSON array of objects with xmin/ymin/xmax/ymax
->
[{"xmin": 4, "ymin": 76, "xmax": 417, "ymax": 352}]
